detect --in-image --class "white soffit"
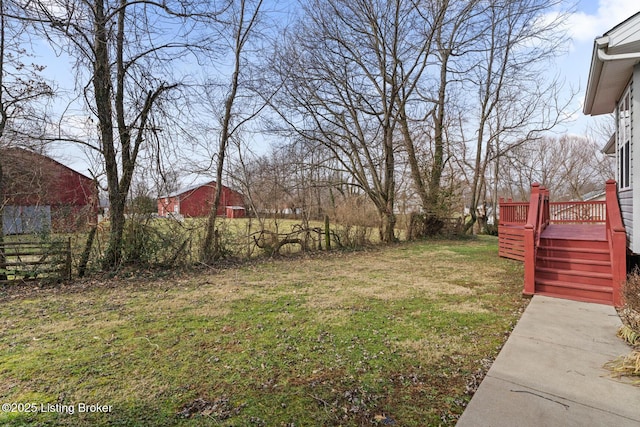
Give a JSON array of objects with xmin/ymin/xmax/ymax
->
[{"xmin": 584, "ymin": 12, "xmax": 640, "ymax": 116}]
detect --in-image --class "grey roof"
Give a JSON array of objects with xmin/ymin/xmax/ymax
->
[
  {"xmin": 581, "ymin": 189, "xmax": 605, "ymax": 201},
  {"xmin": 158, "ymin": 180, "xmax": 216, "ymax": 199}
]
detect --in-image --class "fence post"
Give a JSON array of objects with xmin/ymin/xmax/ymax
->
[
  {"xmin": 324, "ymin": 215, "xmax": 331, "ymax": 251},
  {"xmin": 66, "ymin": 238, "xmax": 72, "ymax": 281},
  {"xmin": 0, "ymin": 239, "xmax": 5, "ymax": 282}
]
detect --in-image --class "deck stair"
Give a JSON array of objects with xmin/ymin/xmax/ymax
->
[
  {"xmin": 534, "ymin": 225, "xmax": 613, "ymax": 305},
  {"xmin": 498, "ymin": 180, "xmax": 627, "ymax": 306}
]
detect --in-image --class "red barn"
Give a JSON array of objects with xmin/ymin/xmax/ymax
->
[
  {"xmin": 1, "ymin": 147, "xmax": 98, "ymax": 233},
  {"xmin": 157, "ymin": 181, "xmax": 245, "ymax": 218}
]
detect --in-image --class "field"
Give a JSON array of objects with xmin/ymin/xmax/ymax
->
[{"xmin": 0, "ymin": 236, "xmax": 527, "ymax": 426}]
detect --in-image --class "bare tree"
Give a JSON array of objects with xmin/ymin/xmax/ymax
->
[
  {"xmin": 500, "ymin": 135, "xmax": 614, "ymax": 201},
  {"xmin": 201, "ymin": 0, "xmax": 265, "ymax": 263},
  {"xmin": 398, "ymin": 0, "xmax": 479, "ymax": 235},
  {"xmin": 460, "ymin": 0, "xmax": 572, "ymax": 232},
  {"xmin": 271, "ymin": 0, "xmax": 433, "ymax": 242},
  {"xmin": 22, "ymin": 0, "xmax": 226, "ymax": 269}
]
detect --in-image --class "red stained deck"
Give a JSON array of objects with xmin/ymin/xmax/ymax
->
[
  {"xmin": 541, "ymin": 224, "xmax": 606, "ymax": 241},
  {"xmin": 498, "ymin": 181, "xmax": 627, "ymax": 306}
]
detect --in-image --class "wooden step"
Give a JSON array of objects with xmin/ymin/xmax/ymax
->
[
  {"xmin": 535, "ymin": 267, "xmax": 612, "ymax": 287},
  {"xmin": 538, "ymin": 238, "xmax": 608, "ymax": 250},
  {"xmin": 536, "ymin": 256, "xmax": 611, "ymax": 274},
  {"xmin": 531, "ymin": 225, "xmax": 615, "ymax": 305},
  {"xmin": 537, "ymin": 245, "xmax": 610, "ymax": 262},
  {"xmin": 535, "ymin": 278, "xmax": 613, "ymax": 305}
]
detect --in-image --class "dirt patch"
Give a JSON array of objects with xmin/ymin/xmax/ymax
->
[
  {"xmin": 396, "ymin": 334, "xmax": 467, "ymax": 361},
  {"xmin": 439, "ymin": 301, "xmax": 489, "ymax": 314},
  {"xmin": 177, "ymin": 396, "xmax": 245, "ymax": 420}
]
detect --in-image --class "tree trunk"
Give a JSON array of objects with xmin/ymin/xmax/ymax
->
[
  {"xmin": 380, "ymin": 209, "xmax": 396, "ymax": 244},
  {"xmin": 94, "ymin": 0, "xmax": 173, "ymax": 270},
  {"xmin": 78, "ymin": 225, "xmax": 97, "ymax": 278},
  {"xmin": 466, "ymin": 136, "xmax": 484, "ymax": 234},
  {"xmin": 382, "ymin": 114, "xmax": 396, "ymax": 243},
  {"xmin": 421, "ymin": 49, "xmax": 449, "ymax": 237},
  {"xmin": 103, "ymin": 193, "xmax": 126, "ymax": 269},
  {"xmin": 398, "ymin": 32, "xmax": 450, "ymax": 238},
  {"xmin": 399, "ymin": 103, "xmax": 429, "ymax": 211},
  {"xmin": 0, "ymin": 159, "xmax": 5, "ymax": 281},
  {"xmin": 91, "ymin": 0, "xmax": 123, "ymax": 270},
  {"xmin": 202, "ymin": 156, "xmax": 227, "ymax": 263}
]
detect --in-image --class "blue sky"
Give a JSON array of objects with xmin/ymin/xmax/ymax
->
[
  {"xmin": 40, "ymin": 0, "xmax": 640, "ymax": 176},
  {"xmin": 555, "ymin": 0, "xmax": 640, "ymax": 134}
]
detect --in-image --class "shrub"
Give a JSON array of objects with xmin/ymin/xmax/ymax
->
[
  {"xmin": 333, "ymin": 196, "xmax": 378, "ymax": 247},
  {"xmin": 121, "ymin": 215, "xmax": 203, "ymax": 267},
  {"xmin": 620, "ymin": 269, "xmax": 640, "ymax": 336},
  {"xmin": 406, "ymin": 212, "xmax": 464, "ymax": 240},
  {"xmin": 605, "ymin": 269, "xmax": 640, "ymax": 385}
]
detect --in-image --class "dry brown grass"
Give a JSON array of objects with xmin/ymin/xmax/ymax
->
[
  {"xmin": 605, "ymin": 270, "xmax": 640, "ymax": 384},
  {"xmin": 605, "ymin": 351, "xmax": 640, "ymax": 385}
]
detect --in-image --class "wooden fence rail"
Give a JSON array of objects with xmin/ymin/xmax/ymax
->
[{"xmin": 0, "ymin": 239, "xmax": 71, "ymax": 284}]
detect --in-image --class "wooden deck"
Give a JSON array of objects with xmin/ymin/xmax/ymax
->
[
  {"xmin": 498, "ymin": 181, "xmax": 627, "ymax": 306},
  {"xmin": 541, "ymin": 224, "xmax": 606, "ymax": 241}
]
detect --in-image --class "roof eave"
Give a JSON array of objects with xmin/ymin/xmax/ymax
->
[
  {"xmin": 602, "ymin": 133, "xmax": 616, "ymax": 155},
  {"xmin": 583, "ymin": 37, "xmax": 609, "ymax": 116}
]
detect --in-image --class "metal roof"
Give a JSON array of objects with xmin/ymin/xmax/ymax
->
[{"xmin": 157, "ymin": 180, "xmax": 215, "ymax": 199}]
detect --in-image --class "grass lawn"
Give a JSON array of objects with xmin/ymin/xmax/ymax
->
[{"xmin": 0, "ymin": 236, "xmax": 526, "ymax": 426}]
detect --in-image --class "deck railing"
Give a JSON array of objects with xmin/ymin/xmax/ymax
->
[
  {"xmin": 498, "ymin": 199, "xmax": 529, "ymax": 225},
  {"xmin": 498, "ymin": 196, "xmax": 608, "ymax": 262},
  {"xmin": 549, "ymin": 201, "xmax": 606, "ymax": 223},
  {"xmin": 499, "ymin": 200, "xmax": 606, "ymax": 226},
  {"xmin": 499, "ymin": 187, "xmax": 609, "ymax": 255}
]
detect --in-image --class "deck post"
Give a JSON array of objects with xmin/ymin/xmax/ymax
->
[
  {"xmin": 523, "ymin": 183, "xmax": 541, "ymax": 296},
  {"xmin": 523, "ymin": 224, "xmax": 535, "ymax": 295},
  {"xmin": 605, "ymin": 180, "xmax": 626, "ymax": 306}
]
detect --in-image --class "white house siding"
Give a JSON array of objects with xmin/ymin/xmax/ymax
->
[
  {"xmin": 620, "ymin": 188, "xmax": 634, "ymax": 251},
  {"xmin": 632, "ymin": 66, "xmax": 640, "ymax": 254}
]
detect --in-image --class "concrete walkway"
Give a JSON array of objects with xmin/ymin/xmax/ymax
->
[{"xmin": 457, "ymin": 295, "xmax": 640, "ymax": 427}]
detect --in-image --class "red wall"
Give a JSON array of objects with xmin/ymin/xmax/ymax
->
[
  {"xmin": 50, "ymin": 165, "xmax": 97, "ymax": 207},
  {"xmin": 157, "ymin": 182, "xmax": 245, "ymax": 218},
  {"xmin": 180, "ymin": 185, "xmax": 215, "ymax": 217},
  {"xmin": 2, "ymin": 148, "xmax": 98, "ymax": 231}
]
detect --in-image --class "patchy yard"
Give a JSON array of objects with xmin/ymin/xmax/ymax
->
[{"xmin": 0, "ymin": 236, "xmax": 526, "ymax": 426}]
